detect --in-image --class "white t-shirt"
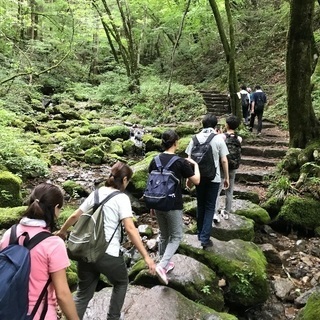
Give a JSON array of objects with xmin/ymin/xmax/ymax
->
[
  {"xmin": 79, "ymin": 186, "xmax": 132, "ymax": 257},
  {"xmin": 185, "ymin": 128, "xmax": 229, "ymax": 183}
]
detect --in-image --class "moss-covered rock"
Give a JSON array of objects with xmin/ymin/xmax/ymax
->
[
  {"xmin": 235, "ymin": 204, "xmax": 271, "ymax": 225},
  {"xmin": 122, "ymin": 139, "xmax": 136, "ymax": 156},
  {"xmin": 296, "ymin": 291, "xmax": 320, "ymax": 320},
  {"xmin": 62, "ymin": 181, "xmax": 89, "ymax": 198},
  {"xmin": 142, "ymin": 134, "xmax": 162, "ymax": 152},
  {"xmin": 179, "ymin": 235, "xmax": 269, "ymax": 307},
  {"xmin": 261, "ymin": 196, "xmax": 284, "ymax": 219},
  {"xmin": 0, "ymin": 171, "xmax": 23, "ymax": 207},
  {"xmin": 276, "ymin": 195, "xmax": 320, "ymax": 231},
  {"xmin": 0, "ymin": 206, "xmax": 27, "ymax": 228},
  {"xmin": 84, "ymin": 147, "xmax": 105, "ymax": 164},
  {"xmin": 100, "ymin": 125, "xmax": 130, "ymax": 140},
  {"xmin": 109, "ymin": 141, "xmax": 123, "ymax": 156}
]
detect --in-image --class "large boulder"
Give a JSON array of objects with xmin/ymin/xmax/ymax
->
[
  {"xmin": 83, "ymin": 285, "xmax": 238, "ymax": 320},
  {"xmin": 179, "ymin": 234, "xmax": 269, "ymax": 307},
  {"xmin": 0, "ymin": 171, "xmax": 23, "ymax": 207},
  {"xmin": 130, "ymin": 254, "xmax": 224, "ymax": 311},
  {"xmin": 0, "ymin": 206, "xmax": 27, "ymax": 229}
]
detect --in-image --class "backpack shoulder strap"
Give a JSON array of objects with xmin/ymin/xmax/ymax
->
[
  {"xmin": 192, "ymin": 135, "xmax": 199, "ymax": 145},
  {"xmin": 26, "ymin": 231, "xmax": 53, "ymax": 250},
  {"xmin": 9, "ymin": 224, "xmax": 18, "ymax": 245},
  {"xmin": 163, "ymin": 155, "xmax": 180, "ymax": 170},
  {"xmin": 93, "ymin": 188, "xmax": 100, "ymax": 212},
  {"xmin": 154, "ymin": 155, "xmax": 163, "ymax": 171},
  {"xmin": 99, "ymin": 190, "xmax": 122, "ymax": 207},
  {"xmin": 205, "ymin": 132, "xmax": 216, "ymax": 143}
]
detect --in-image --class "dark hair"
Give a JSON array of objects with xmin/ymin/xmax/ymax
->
[
  {"xmin": 226, "ymin": 115, "xmax": 240, "ymax": 130},
  {"xmin": 202, "ymin": 113, "xmax": 217, "ymax": 129},
  {"xmin": 240, "ymin": 84, "xmax": 247, "ymax": 90},
  {"xmin": 161, "ymin": 130, "xmax": 179, "ymax": 150},
  {"xmin": 255, "ymin": 85, "xmax": 261, "ymax": 90},
  {"xmin": 106, "ymin": 161, "xmax": 133, "ymax": 191},
  {"xmin": 24, "ymin": 183, "xmax": 64, "ymax": 232}
]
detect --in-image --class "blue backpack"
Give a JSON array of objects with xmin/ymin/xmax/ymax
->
[
  {"xmin": 144, "ymin": 155, "xmax": 180, "ymax": 211},
  {"xmin": 0, "ymin": 224, "xmax": 52, "ymax": 320}
]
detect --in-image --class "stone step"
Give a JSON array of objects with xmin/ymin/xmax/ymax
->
[
  {"xmin": 241, "ymin": 145, "xmax": 287, "ymax": 158},
  {"xmin": 240, "ymin": 155, "xmax": 278, "ymax": 167},
  {"xmin": 202, "ymin": 96, "xmax": 229, "ymax": 103},
  {"xmin": 235, "ymin": 165, "xmax": 276, "ymax": 183},
  {"xmin": 242, "ymin": 138, "xmax": 289, "ymax": 147}
]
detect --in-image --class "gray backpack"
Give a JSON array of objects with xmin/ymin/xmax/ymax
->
[{"xmin": 67, "ymin": 189, "xmax": 121, "ymax": 263}]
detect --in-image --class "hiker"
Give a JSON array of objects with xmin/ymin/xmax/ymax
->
[
  {"xmin": 214, "ymin": 115, "xmax": 242, "ymax": 222},
  {"xmin": 147, "ymin": 129, "xmax": 200, "ymax": 285},
  {"xmin": 56, "ymin": 161, "xmax": 156, "ymax": 320},
  {"xmin": 0, "ymin": 183, "xmax": 79, "ymax": 320},
  {"xmin": 249, "ymin": 85, "xmax": 267, "ymax": 135},
  {"xmin": 185, "ymin": 113, "xmax": 229, "ymax": 249},
  {"xmin": 239, "ymin": 85, "xmax": 251, "ymax": 125}
]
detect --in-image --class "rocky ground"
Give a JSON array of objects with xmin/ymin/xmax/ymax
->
[{"xmin": 24, "ymin": 119, "xmax": 319, "ymax": 320}]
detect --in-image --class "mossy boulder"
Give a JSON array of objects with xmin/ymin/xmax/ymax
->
[
  {"xmin": 122, "ymin": 139, "xmax": 136, "ymax": 156},
  {"xmin": 100, "ymin": 125, "xmax": 130, "ymax": 140},
  {"xmin": 131, "ymin": 254, "xmax": 224, "ymax": 311},
  {"xmin": 0, "ymin": 206, "xmax": 27, "ymax": 228},
  {"xmin": 276, "ymin": 195, "xmax": 320, "ymax": 231},
  {"xmin": 176, "ymin": 136, "xmax": 191, "ymax": 156},
  {"xmin": 280, "ymin": 148, "xmax": 301, "ymax": 173},
  {"xmin": 179, "ymin": 235, "xmax": 268, "ymax": 307},
  {"xmin": 296, "ymin": 291, "xmax": 320, "ymax": 320},
  {"xmin": 261, "ymin": 196, "xmax": 284, "ymax": 219},
  {"xmin": 128, "ymin": 153, "xmax": 158, "ymax": 196},
  {"xmin": 62, "ymin": 181, "xmax": 89, "ymax": 198},
  {"xmin": 109, "ymin": 141, "xmax": 123, "ymax": 156},
  {"xmin": 84, "ymin": 147, "xmax": 105, "ymax": 164},
  {"xmin": 235, "ymin": 203, "xmax": 271, "ymax": 225},
  {"xmin": 142, "ymin": 134, "xmax": 162, "ymax": 152},
  {"xmin": 0, "ymin": 171, "xmax": 23, "ymax": 207}
]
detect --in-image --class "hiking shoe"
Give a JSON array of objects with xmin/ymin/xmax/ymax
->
[
  {"xmin": 201, "ymin": 239, "xmax": 213, "ymax": 249},
  {"xmin": 165, "ymin": 261, "xmax": 175, "ymax": 273},
  {"xmin": 156, "ymin": 265, "xmax": 168, "ymax": 285},
  {"xmin": 213, "ymin": 212, "xmax": 221, "ymax": 223},
  {"xmin": 220, "ymin": 209, "xmax": 229, "ymax": 220}
]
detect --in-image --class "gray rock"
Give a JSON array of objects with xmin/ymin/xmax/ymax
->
[
  {"xmin": 259, "ymin": 243, "xmax": 282, "ymax": 265},
  {"xmin": 272, "ymin": 278, "xmax": 295, "ymax": 300}
]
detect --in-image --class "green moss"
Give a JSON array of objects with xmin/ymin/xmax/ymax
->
[
  {"xmin": 261, "ymin": 196, "xmax": 284, "ymax": 219},
  {"xmin": 276, "ymin": 195, "xmax": 320, "ymax": 230},
  {"xmin": 0, "ymin": 171, "xmax": 23, "ymax": 207},
  {"xmin": 0, "ymin": 206, "xmax": 27, "ymax": 228},
  {"xmin": 84, "ymin": 147, "xmax": 105, "ymax": 164},
  {"xmin": 142, "ymin": 134, "xmax": 161, "ymax": 152},
  {"xmin": 235, "ymin": 205, "xmax": 271, "ymax": 225},
  {"xmin": 297, "ymin": 292, "xmax": 320, "ymax": 320},
  {"xmin": 100, "ymin": 125, "xmax": 130, "ymax": 140},
  {"xmin": 109, "ymin": 141, "xmax": 123, "ymax": 156},
  {"xmin": 62, "ymin": 181, "xmax": 89, "ymax": 198}
]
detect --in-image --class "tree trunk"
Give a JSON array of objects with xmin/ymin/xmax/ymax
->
[
  {"xmin": 208, "ymin": 0, "xmax": 241, "ymax": 118},
  {"xmin": 286, "ymin": 0, "xmax": 320, "ymax": 148}
]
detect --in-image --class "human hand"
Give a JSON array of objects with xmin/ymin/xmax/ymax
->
[
  {"xmin": 224, "ymin": 178, "xmax": 230, "ymax": 190},
  {"xmin": 145, "ymin": 256, "xmax": 156, "ymax": 275},
  {"xmin": 186, "ymin": 178, "xmax": 194, "ymax": 190},
  {"xmin": 54, "ymin": 230, "xmax": 68, "ymax": 241}
]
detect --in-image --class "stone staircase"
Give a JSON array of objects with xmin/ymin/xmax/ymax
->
[
  {"xmin": 199, "ymin": 90, "xmax": 230, "ymax": 116},
  {"xmin": 233, "ymin": 121, "xmax": 289, "ymax": 202}
]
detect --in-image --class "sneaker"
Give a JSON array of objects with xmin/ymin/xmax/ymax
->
[
  {"xmin": 165, "ymin": 261, "xmax": 175, "ymax": 273},
  {"xmin": 213, "ymin": 212, "xmax": 221, "ymax": 224},
  {"xmin": 257, "ymin": 132, "xmax": 261, "ymax": 136},
  {"xmin": 220, "ymin": 209, "xmax": 229, "ymax": 220},
  {"xmin": 156, "ymin": 265, "xmax": 168, "ymax": 285},
  {"xmin": 201, "ymin": 239, "xmax": 213, "ymax": 249}
]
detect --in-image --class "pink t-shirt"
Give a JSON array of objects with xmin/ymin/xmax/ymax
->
[{"xmin": 0, "ymin": 224, "xmax": 70, "ymax": 320}]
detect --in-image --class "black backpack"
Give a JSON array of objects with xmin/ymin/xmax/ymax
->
[
  {"xmin": 241, "ymin": 93, "xmax": 249, "ymax": 108},
  {"xmin": 225, "ymin": 133, "xmax": 241, "ymax": 170},
  {"xmin": 144, "ymin": 155, "xmax": 180, "ymax": 211},
  {"xmin": 0, "ymin": 224, "xmax": 52, "ymax": 320},
  {"xmin": 254, "ymin": 92, "xmax": 265, "ymax": 112},
  {"xmin": 191, "ymin": 133, "xmax": 216, "ymax": 180}
]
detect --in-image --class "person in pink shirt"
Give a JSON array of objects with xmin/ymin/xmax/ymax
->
[{"xmin": 0, "ymin": 183, "xmax": 79, "ymax": 320}]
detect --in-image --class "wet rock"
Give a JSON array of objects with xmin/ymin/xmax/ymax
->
[{"xmin": 259, "ymin": 243, "xmax": 282, "ymax": 265}]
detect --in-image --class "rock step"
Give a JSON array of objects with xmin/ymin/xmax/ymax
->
[
  {"xmin": 240, "ymin": 155, "xmax": 278, "ymax": 167},
  {"xmin": 236, "ymin": 165, "xmax": 276, "ymax": 183},
  {"xmin": 241, "ymin": 145, "xmax": 287, "ymax": 158},
  {"xmin": 242, "ymin": 138, "xmax": 289, "ymax": 147}
]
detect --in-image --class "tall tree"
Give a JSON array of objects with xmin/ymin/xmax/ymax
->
[
  {"xmin": 286, "ymin": 0, "xmax": 320, "ymax": 148},
  {"xmin": 208, "ymin": 0, "xmax": 241, "ymax": 118}
]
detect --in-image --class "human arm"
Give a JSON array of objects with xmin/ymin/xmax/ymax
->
[
  {"xmin": 122, "ymin": 217, "xmax": 156, "ymax": 275},
  {"xmin": 185, "ymin": 158, "xmax": 200, "ymax": 185},
  {"xmin": 220, "ymin": 156, "xmax": 229, "ymax": 189},
  {"xmin": 51, "ymin": 269, "xmax": 79, "ymax": 320},
  {"xmin": 55, "ymin": 208, "xmax": 83, "ymax": 240}
]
